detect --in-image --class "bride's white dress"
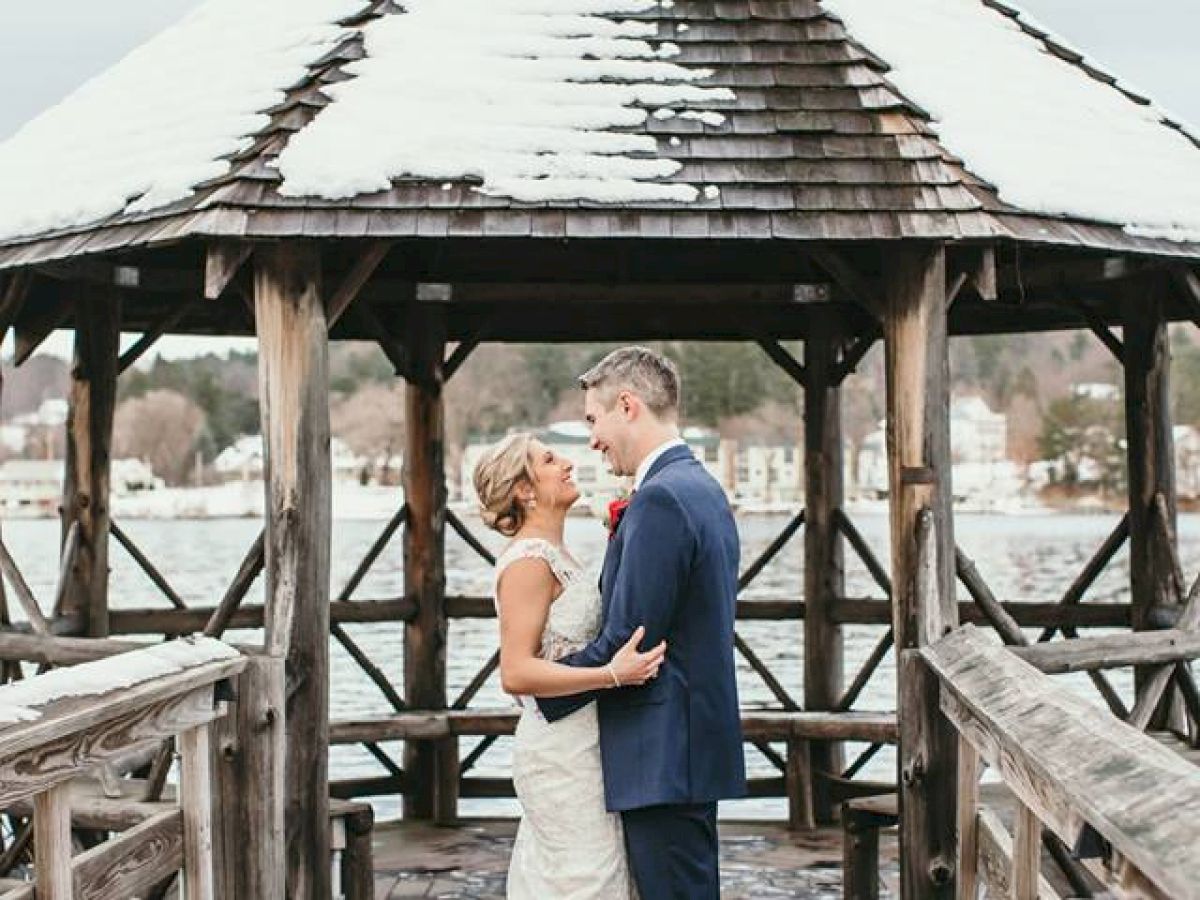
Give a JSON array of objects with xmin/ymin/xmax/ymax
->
[{"xmin": 493, "ymin": 538, "xmax": 637, "ymax": 899}]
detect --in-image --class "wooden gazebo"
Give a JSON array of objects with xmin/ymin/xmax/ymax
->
[{"xmin": 1, "ymin": 0, "xmax": 1199, "ymax": 896}]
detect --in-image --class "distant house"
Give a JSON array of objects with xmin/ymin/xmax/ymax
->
[
  {"xmin": 0, "ymin": 460, "xmax": 62, "ymax": 516},
  {"xmin": 856, "ymin": 395, "xmax": 1010, "ymax": 498},
  {"xmin": 214, "ymin": 435, "xmax": 370, "ymax": 483},
  {"xmin": 1176, "ymin": 426, "xmax": 1200, "ymax": 499},
  {"xmin": 950, "ymin": 396, "xmax": 1007, "ymax": 465},
  {"xmin": 1073, "ymin": 382, "xmax": 1121, "ymax": 403}
]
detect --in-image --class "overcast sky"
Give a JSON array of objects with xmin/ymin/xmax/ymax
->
[{"xmin": 1, "ymin": 1, "xmax": 1197, "ymax": 358}]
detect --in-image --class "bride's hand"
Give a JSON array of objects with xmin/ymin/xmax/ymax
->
[{"xmin": 608, "ymin": 625, "xmax": 666, "ymax": 686}]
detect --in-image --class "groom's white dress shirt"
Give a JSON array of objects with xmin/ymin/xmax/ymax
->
[{"xmin": 633, "ymin": 438, "xmax": 687, "ymax": 491}]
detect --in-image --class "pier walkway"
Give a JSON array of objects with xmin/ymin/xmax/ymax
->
[{"xmin": 369, "ymin": 819, "xmax": 898, "ymax": 900}]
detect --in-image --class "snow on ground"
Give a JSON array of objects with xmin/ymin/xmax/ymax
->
[
  {"xmin": 276, "ymin": 0, "xmax": 734, "ymax": 203},
  {"xmin": 0, "ymin": 0, "xmax": 361, "ymax": 240},
  {"xmin": 822, "ymin": 0, "xmax": 1200, "ymax": 242}
]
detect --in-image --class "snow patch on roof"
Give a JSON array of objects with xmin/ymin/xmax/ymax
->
[
  {"xmin": 0, "ymin": 0, "xmax": 360, "ymax": 241},
  {"xmin": 822, "ymin": 0, "xmax": 1200, "ymax": 242},
  {"xmin": 275, "ymin": 0, "xmax": 734, "ymax": 204}
]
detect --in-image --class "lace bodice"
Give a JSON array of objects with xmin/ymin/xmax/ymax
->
[{"xmin": 493, "ymin": 538, "xmax": 602, "ymax": 661}]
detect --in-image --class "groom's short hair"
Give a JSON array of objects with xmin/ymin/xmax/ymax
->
[{"xmin": 579, "ymin": 346, "xmax": 681, "ymax": 419}]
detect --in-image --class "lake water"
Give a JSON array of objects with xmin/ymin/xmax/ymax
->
[{"xmin": 2, "ymin": 510, "xmax": 1190, "ymax": 821}]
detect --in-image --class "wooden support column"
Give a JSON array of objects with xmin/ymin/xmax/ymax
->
[
  {"xmin": 61, "ymin": 285, "xmax": 121, "ymax": 636},
  {"xmin": 255, "ymin": 243, "xmax": 331, "ymax": 900},
  {"xmin": 403, "ymin": 297, "xmax": 450, "ymax": 820},
  {"xmin": 881, "ymin": 244, "xmax": 958, "ymax": 898},
  {"xmin": 212, "ymin": 654, "xmax": 286, "ymax": 899},
  {"xmin": 1123, "ymin": 284, "xmax": 1178, "ymax": 717},
  {"xmin": 803, "ymin": 310, "xmax": 845, "ymax": 825}
]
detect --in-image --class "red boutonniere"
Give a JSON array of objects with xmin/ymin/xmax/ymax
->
[{"xmin": 606, "ymin": 497, "xmax": 631, "ymax": 540}]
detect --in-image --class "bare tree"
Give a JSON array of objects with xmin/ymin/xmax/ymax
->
[
  {"xmin": 113, "ymin": 389, "xmax": 205, "ymax": 485},
  {"xmin": 331, "ymin": 382, "xmax": 405, "ymax": 484}
]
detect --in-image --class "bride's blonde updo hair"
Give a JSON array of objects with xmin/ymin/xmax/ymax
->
[{"xmin": 473, "ymin": 433, "xmax": 538, "ymax": 537}]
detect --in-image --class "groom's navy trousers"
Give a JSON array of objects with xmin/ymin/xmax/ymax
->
[{"xmin": 538, "ymin": 445, "xmax": 747, "ymax": 897}]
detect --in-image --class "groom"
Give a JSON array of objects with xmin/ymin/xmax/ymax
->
[{"xmin": 538, "ymin": 346, "xmax": 746, "ymax": 898}]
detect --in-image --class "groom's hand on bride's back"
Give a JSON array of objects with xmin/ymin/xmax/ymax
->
[{"xmin": 609, "ymin": 624, "xmax": 666, "ymax": 687}]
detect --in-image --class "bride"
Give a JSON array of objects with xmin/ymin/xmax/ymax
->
[{"xmin": 473, "ymin": 432, "xmax": 662, "ymax": 899}]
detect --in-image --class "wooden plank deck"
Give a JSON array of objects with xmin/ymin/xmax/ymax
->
[{"xmin": 368, "ymin": 819, "xmax": 898, "ymax": 899}]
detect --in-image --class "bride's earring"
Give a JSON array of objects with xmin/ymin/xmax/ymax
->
[{"xmin": 523, "ymin": 496, "xmax": 537, "ymax": 510}]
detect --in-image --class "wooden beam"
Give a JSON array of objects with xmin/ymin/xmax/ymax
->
[
  {"xmin": 0, "ymin": 271, "xmax": 32, "ymax": 338},
  {"xmin": 202, "ymin": 529, "xmax": 264, "ymax": 638},
  {"xmin": 204, "ymin": 242, "xmax": 252, "ymax": 301},
  {"xmin": 179, "ymin": 726, "xmax": 215, "ymax": 900},
  {"xmin": 1124, "ymin": 284, "xmax": 1179, "ymax": 728},
  {"xmin": 254, "ymin": 242, "xmax": 331, "ymax": 900},
  {"xmin": 34, "ymin": 784, "xmax": 73, "ymax": 900},
  {"xmin": 342, "ymin": 303, "xmax": 408, "ymax": 377},
  {"xmin": 756, "ymin": 338, "xmax": 807, "ymax": 388},
  {"xmin": 50, "ymin": 521, "xmax": 81, "ymax": 618},
  {"xmin": 832, "ymin": 333, "xmax": 877, "ymax": 385},
  {"xmin": 329, "ymin": 709, "xmax": 898, "ymax": 744},
  {"xmin": 1075, "ymin": 301, "xmax": 1125, "ymax": 364},
  {"xmin": 971, "ymin": 246, "xmax": 997, "ymax": 302},
  {"xmin": 1015, "ymin": 628, "xmax": 1200, "ymax": 674},
  {"xmin": 1171, "ymin": 266, "xmax": 1200, "ymax": 330},
  {"xmin": 37, "ymin": 259, "xmax": 199, "ymax": 296},
  {"xmin": 336, "ymin": 505, "xmax": 405, "ymax": 604},
  {"xmin": 61, "ymin": 286, "xmax": 121, "ymax": 637},
  {"xmin": 443, "ymin": 335, "xmax": 484, "ymax": 382},
  {"xmin": 955, "ymin": 737, "xmax": 981, "ymax": 900},
  {"xmin": 882, "ymin": 243, "xmax": 957, "ymax": 899},
  {"xmin": 14, "ymin": 293, "xmax": 71, "ymax": 365},
  {"xmin": 810, "ymin": 247, "xmax": 880, "ymax": 319},
  {"xmin": 443, "ymin": 282, "xmax": 831, "ymax": 306},
  {"xmin": 954, "ymin": 546, "xmax": 1024, "ymax": 646},
  {"xmin": 110, "ymin": 521, "xmax": 187, "ymax": 610},
  {"xmin": 71, "ymin": 808, "xmax": 183, "ymax": 900},
  {"xmin": 326, "ymin": 242, "xmax": 390, "ymax": 328},
  {"xmin": 1127, "ymin": 569, "xmax": 1200, "ymax": 731},
  {"xmin": 118, "ymin": 300, "xmax": 201, "ymax": 373},
  {"xmin": 0, "ymin": 538, "xmax": 50, "ymax": 635},
  {"xmin": 211, "ymin": 654, "xmax": 285, "ymax": 900},
  {"xmin": 803, "ymin": 311, "xmax": 844, "ymax": 824},
  {"xmin": 402, "ymin": 302, "xmax": 449, "ymax": 819},
  {"xmin": 975, "ymin": 807, "xmax": 1063, "ymax": 900},
  {"xmin": 1039, "ymin": 513, "xmax": 1130, "ymax": 641}
]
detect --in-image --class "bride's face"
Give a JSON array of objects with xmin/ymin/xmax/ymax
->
[{"xmin": 527, "ymin": 440, "xmax": 580, "ymax": 511}]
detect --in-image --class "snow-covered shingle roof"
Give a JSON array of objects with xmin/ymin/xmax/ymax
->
[{"xmin": 0, "ymin": 0, "xmax": 1197, "ymax": 263}]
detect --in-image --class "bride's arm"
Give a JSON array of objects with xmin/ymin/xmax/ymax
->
[{"xmin": 497, "ymin": 559, "xmax": 664, "ymax": 698}]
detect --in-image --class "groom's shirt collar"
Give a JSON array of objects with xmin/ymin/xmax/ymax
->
[{"xmin": 633, "ymin": 437, "xmax": 687, "ymax": 491}]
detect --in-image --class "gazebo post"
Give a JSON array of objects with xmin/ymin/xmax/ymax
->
[
  {"xmin": 803, "ymin": 309, "xmax": 845, "ymax": 824},
  {"xmin": 60, "ymin": 285, "xmax": 121, "ymax": 637},
  {"xmin": 402, "ymin": 295, "xmax": 451, "ymax": 821},
  {"xmin": 255, "ymin": 242, "xmax": 332, "ymax": 899},
  {"xmin": 880, "ymin": 244, "xmax": 958, "ymax": 898},
  {"xmin": 1123, "ymin": 282, "xmax": 1179, "ymax": 721}
]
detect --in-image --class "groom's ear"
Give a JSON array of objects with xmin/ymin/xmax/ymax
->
[{"xmin": 618, "ymin": 390, "xmax": 638, "ymax": 420}]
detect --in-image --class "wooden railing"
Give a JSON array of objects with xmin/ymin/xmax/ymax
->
[
  {"xmin": 923, "ymin": 625, "xmax": 1200, "ymax": 900},
  {"xmin": 0, "ymin": 637, "xmax": 244, "ymax": 899}
]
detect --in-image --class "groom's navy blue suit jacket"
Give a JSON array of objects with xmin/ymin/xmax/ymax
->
[{"xmin": 537, "ymin": 445, "xmax": 747, "ymax": 812}]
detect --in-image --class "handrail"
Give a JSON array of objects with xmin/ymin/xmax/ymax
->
[
  {"xmin": 0, "ymin": 637, "xmax": 244, "ymax": 900},
  {"xmin": 922, "ymin": 624, "xmax": 1200, "ymax": 900}
]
